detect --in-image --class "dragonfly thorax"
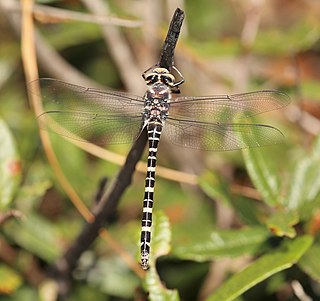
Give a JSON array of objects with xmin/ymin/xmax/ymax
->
[{"xmin": 143, "ymin": 82, "xmax": 171, "ymax": 122}]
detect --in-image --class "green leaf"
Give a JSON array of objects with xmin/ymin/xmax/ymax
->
[
  {"xmin": 253, "ymin": 20, "xmax": 320, "ymax": 55},
  {"xmin": 17, "ymin": 179, "xmax": 52, "ymax": 209},
  {"xmin": 0, "ymin": 264, "xmax": 22, "ymax": 294},
  {"xmin": 266, "ymin": 210, "xmax": 299, "ymax": 238},
  {"xmin": 0, "ymin": 118, "xmax": 22, "ymax": 209},
  {"xmin": 300, "ymin": 80, "xmax": 320, "ymax": 100},
  {"xmin": 144, "ymin": 211, "xmax": 179, "ymax": 301},
  {"xmin": 86, "ymin": 257, "xmax": 139, "ymax": 298},
  {"xmin": 46, "ymin": 22, "xmax": 101, "ymax": 51},
  {"xmin": 188, "ymin": 39, "xmax": 241, "ymax": 57},
  {"xmin": 145, "ymin": 267, "xmax": 180, "ymax": 301},
  {"xmin": 205, "ymin": 236, "xmax": 313, "ymax": 301},
  {"xmin": 149, "ymin": 210, "xmax": 172, "ymax": 267},
  {"xmin": 298, "ymin": 241, "xmax": 320, "ymax": 282},
  {"xmin": 172, "ymin": 227, "xmax": 270, "ymax": 261},
  {"xmin": 228, "ymin": 197, "xmax": 262, "ymax": 226},
  {"xmin": 242, "ymin": 147, "xmax": 281, "ymax": 207},
  {"xmin": 199, "ymin": 171, "xmax": 262, "ymax": 225},
  {"xmin": 7, "ymin": 286, "xmax": 41, "ymax": 301},
  {"xmin": 199, "ymin": 171, "xmax": 232, "ymax": 206},
  {"xmin": 285, "ymin": 136, "xmax": 320, "ymax": 213},
  {"xmin": 0, "ymin": 57, "xmax": 16, "ymax": 87},
  {"xmin": 5, "ymin": 214, "xmax": 63, "ymax": 262}
]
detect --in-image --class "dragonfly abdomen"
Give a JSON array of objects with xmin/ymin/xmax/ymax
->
[{"xmin": 140, "ymin": 121, "xmax": 163, "ymax": 270}]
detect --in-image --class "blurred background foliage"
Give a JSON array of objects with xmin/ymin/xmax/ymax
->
[{"xmin": 0, "ymin": 0, "xmax": 320, "ymax": 300}]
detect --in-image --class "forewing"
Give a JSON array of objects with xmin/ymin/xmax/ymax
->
[
  {"xmin": 164, "ymin": 118, "xmax": 284, "ymax": 151},
  {"xmin": 170, "ymin": 90, "xmax": 290, "ymax": 123},
  {"xmin": 29, "ymin": 78, "xmax": 144, "ymax": 114},
  {"xmin": 29, "ymin": 78, "xmax": 145, "ymax": 145}
]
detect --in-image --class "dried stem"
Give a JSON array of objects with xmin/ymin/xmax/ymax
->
[
  {"xmin": 6, "ymin": 0, "xmax": 142, "ymax": 27},
  {"xmin": 81, "ymin": 0, "xmax": 144, "ymax": 94}
]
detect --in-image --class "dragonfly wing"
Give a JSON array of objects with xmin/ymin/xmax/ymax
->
[
  {"xmin": 170, "ymin": 90, "xmax": 290, "ymax": 123},
  {"xmin": 29, "ymin": 78, "xmax": 145, "ymax": 115},
  {"xmin": 29, "ymin": 78, "xmax": 145, "ymax": 145},
  {"xmin": 38, "ymin": 111, "xmax": 144, "ymax": 145},
  {"xmin": 164, "ymin": 118, "xmax": 284, "ymax": 151}
]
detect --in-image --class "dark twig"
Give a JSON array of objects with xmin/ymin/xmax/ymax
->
[
  {"xmin": 52, "ymin": 8, "xmax": 185, "ymax": 299},
  {"xmin": 158, "ymin": 8, "xmax": 185, "ymax": 71},
  {"xmin": 94, "ymin": 177, "xmax": 108, "ymax": 205},
  {"xmin": 53, "ymin": 130, "xmax": 148, "ymax": 298}
]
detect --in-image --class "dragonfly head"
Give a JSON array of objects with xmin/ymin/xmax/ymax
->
[{"xmin": 144, "ymin": 67, "xmax": 176, "ymax": 87}]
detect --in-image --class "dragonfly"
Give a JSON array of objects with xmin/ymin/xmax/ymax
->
[{"xmin": 31, "ymin": 66, "xmax": 290, "ymax": 270}]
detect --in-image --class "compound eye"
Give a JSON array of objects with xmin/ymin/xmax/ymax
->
[
  {"xmin": 161, "ymin": 74, "xmax": 175, "ymax": 85},
  {"xmin": 145, "ymin": 74, "xmax": 157, "ymax": 84},
  {"xmin": 165, "ymin": 76, "xmax": 173, "ymax": 83}
]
